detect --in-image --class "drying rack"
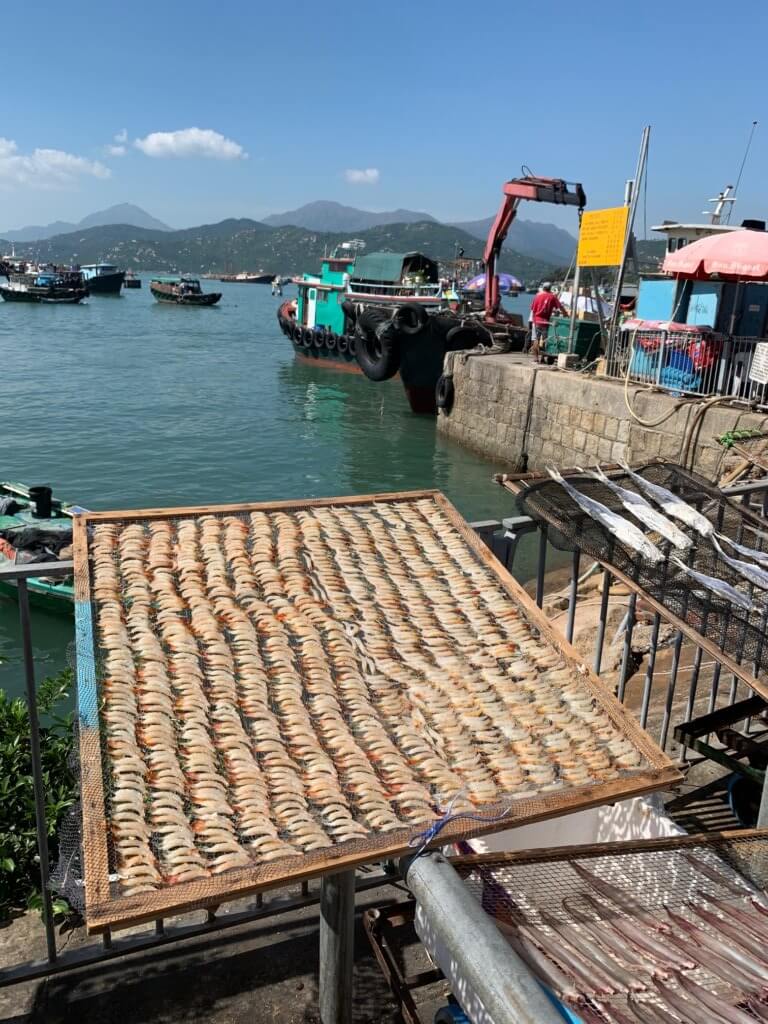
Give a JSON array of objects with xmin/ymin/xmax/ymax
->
[{"xmin": 72, "ymin": 490, "xmax": 678, "ymax": 934}]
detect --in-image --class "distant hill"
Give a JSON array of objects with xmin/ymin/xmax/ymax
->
[
  {"xmin": 7, "ymin": 219, "xmax": 556, "ymax": 281},
  {"xmin": 450, "ymin": 216, "xmax": 577, "ymax": 265},
  {"xmin": 263, "ymin": 200, "xmax": 436, "ymax": 232},
  {"xmin": 2, "ymin": 203, "xmax": 171, "ymax": 242},
  {"xmin": 264, "ymin": 199, "xmax": 577, "ymax": 265}
]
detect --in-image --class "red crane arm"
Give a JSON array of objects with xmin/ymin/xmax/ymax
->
[{"xmin": 483, "ymin": 176, "xmax": 586, "ymax": 321}]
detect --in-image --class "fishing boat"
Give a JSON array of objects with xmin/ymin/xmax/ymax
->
[
  {"xmin": 150, "ymin": 276, "xmax": 222, "ymax": 305},
  {"xmin": 80, "ymin": 263, "xmax": 126, "ymax": 294},
  {"xmin": 218, "ymin": 272, "xmax": 273, "ymax": 284},
  {"xmin": 0, "ymin": 483, "xmax": 84, "ymax": 613},
  {"xmin": 277, "ymin": 246, "xmax": 470, "ymax": 413},
  {"xmin": 123, "ymin": 270, "xmax": 141, "ymax": 289},
  {"xmin": 0, "ymin": 272, "xmax": 87, "ymax": 304}
]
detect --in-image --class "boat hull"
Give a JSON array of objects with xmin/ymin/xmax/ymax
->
[
  {"xmin": 150, "ymin": 285, "xmax": 221, "ymax": 305},
  {"xmin": 123, "ymin": 279, "xmax": 141, "ymax": 289},
  {"xmin": 83, "ymin": 271, "xmax": 125, "ymax": 294},
  {"xmin": 0, "ymin": 576, "xmax": 74, "ymax": 614},
  {"xmin": 0, "ymin": 285, "xmax": 86, "ymax": 303}
]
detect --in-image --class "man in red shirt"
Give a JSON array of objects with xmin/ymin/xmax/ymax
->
[{"xmin": 528, "ymin": 283, "xmax": 565, "ymax": 356}]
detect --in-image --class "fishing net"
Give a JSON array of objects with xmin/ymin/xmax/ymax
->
[
  {"xmin": 516, "ymin": 462, "xmax": 768, "ymax": 687},
  {"xmin": 455, "ymin": 832, "xmax": 768, "ymax": 1022},
  {"xmin": 55, "ymin": 492, "xmax": 675, "ymax": 932}
]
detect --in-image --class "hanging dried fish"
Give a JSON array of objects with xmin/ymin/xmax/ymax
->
[
  {"xmin": 671, "ymin": 557, "xmax": 756, "ymax": 613},
  {"xmin": 711, "ymin": 534, "xmax": 768, "ymax": 592},
  {"xmin": 580, "ymin": 466, "xmax": 692, "ymax": 550},
  {"xmin": 664, "ymin": 907, "xmax": 768, "ymax": 987},
  {"xmin": 619, "ymin": 463, "xmax": 714, "ymax": 538},
  {"xmin": 716, "ymin": 532, "xmax": 768, "ymax": 569},
  {"xmin": 547, "ymin": 468, "xmax": 664, "ymax": 563},
  {"xmin": 676, "ymin": 973, "xmax": 759, "ymax": 1024}
]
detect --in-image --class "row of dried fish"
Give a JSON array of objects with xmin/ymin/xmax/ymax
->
[
  {"xmin": 91, "ymin": 499, "xmax": 647, "ymax": 895},
  {"xmin": 492, "ymin": 856, "xmax": 768, "ymax": 1023},
  {"xmin": 549, "ymin": 466, "xmax": 768, "ymax": 614}
]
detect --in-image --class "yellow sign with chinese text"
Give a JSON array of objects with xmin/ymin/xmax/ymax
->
[{"xmin": 576, "ymin": 206, "xmax": 629, "ymax": 267}]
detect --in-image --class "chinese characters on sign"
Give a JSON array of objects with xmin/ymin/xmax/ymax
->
[{"xmin": 577, "ymin": 206, "xmax": 630, "ymax": 267}]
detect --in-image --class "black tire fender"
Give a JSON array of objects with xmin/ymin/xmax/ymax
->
[
  {"xmin": 435, "ymin": 373, "xmax": 454, "ymax": 412},
  {"xmin": 336, "ymin": 334, "xmax": 349, "ymax": 355},
  {"xmin": 355, "ymin": 311, "xmax": 400, "ymax": 381},
  {"xmin": 392, "ymin": 303, "xmax": 429, "ymax": 335},
  {"xmin": 312, "ymin": 328, "xmax": 325, "ymax": 348},
  {"xmin": 446, "ymin": 323, "xmax": 488, "ymax": 348},
  {"xmin": 325, "ymin": 331, "xmax": 337, "ymax": 351}
]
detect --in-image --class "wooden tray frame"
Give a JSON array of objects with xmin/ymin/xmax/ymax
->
[
  {"xmin": 73, "ymin": 489, "xmax": 680, "ymax": 933},
  {"xmin": 500, "ymin": 466, "xmax": 768, "ymax": 704}
]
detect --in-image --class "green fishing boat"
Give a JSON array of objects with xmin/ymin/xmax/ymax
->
[{"xmin": 0, "ymin": 482, "xmax": 83, "ymax": 613}]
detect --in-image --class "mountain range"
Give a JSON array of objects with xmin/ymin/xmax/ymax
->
[
  {"xmin": 1, "ymin": 203, "xmax": 171, "ymax": 242},
  {"xmin": 0, "ymin": 218, "xmax": 557, "ymax": 281},
  {"xmin": 264, "ymin": 200, "xmax": 577, "ymax": 264}
]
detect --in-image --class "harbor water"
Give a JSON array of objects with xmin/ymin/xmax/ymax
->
[{"xmin": 0, "ymin": 283, "xmax": 535, "ymax": 696}]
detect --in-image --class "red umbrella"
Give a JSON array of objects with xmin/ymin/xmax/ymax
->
[{"xmin": 662, "ymin": 229, "xmax": 768, "ymax": 280}]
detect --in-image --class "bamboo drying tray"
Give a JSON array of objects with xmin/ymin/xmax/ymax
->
[{"xmin": 74, "ymin": 490, "xmax": 679, "ymax": 932}]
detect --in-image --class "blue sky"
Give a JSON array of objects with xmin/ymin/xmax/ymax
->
[{"xmin": 2, "ymin": 0, "xmax": 766, "ymax": 235}]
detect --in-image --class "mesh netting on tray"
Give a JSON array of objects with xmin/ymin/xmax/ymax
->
[
  {"xmin": 62, "ymin": 493, "xmax": 675, "ymax": 931},
  {"xmin": 517, "ymin": 462, "xmax": 768, "ymax": 684},
  {"xmin": 457, "ymin": 833, "xmax": 768, "ymax": 1023}
]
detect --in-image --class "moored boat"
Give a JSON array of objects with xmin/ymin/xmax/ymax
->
[
  {"xmin": 218, "ymin": 272, "xmax": 273, "ymax": 283},
  {"xmin": 81, "ymin": 263, "xmax": 126, "ymax": 294},
  {"xmin": 0, "ymin": 482, "xmax": 84, "ymax": 612},
  {"xmin": 150, "ymin": 276, "xmax": 222, "ymax": 305},
  {"xmin": 123, "ymin": 270, "xmax": 142, "ymax": 289},
  {"xmin": 278, "ymin": 246, "xmax": 473, "ymax": 413},
  {"xmin": 0, "ymin": 272, "xmax": 87, "ymax": 303}
]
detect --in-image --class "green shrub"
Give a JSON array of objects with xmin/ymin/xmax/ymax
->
[{"xmin": 0, "ymin": 669, "xmax": 76, "ymax": 917}]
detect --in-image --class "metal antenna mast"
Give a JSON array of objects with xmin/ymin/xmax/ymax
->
[{"xmin": 726, "ymin": 120, "xmax": 758, "ymax": 223}]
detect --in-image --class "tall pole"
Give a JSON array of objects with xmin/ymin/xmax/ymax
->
[
  {"xmin": 319, "ymin": 870, "xmax": 355, "ymax": 1024},
  {"xmin": 607, "ymin": 126, "xmax": 651, "ymax": 346}
]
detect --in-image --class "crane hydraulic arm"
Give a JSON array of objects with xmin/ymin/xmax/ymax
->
[{"xmin": 483, "ymin": 176, "xmax": 586, "ymax": 321}]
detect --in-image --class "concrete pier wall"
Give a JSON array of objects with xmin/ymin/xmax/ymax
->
[{"xmin": 437, "ymin": 354, "xmax": 768, "ymax": 478}]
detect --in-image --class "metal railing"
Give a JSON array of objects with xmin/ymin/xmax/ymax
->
[
  {"xmin": 605, "ymin": 326, "xmax": 768, "ymax": 402},
  {"xmin": 3, "ymin": 497, "xmax": 767, "ymax": 989}
]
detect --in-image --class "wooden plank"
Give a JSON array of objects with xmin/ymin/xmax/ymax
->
[
  {"xmin": 73, "ymin": 515, "xmax": 111, "ymax": 912},
  {"xmin": 75, "ymin": 491, "xmax": 680, "ymax": 933},
  {"xmin": 451, "ymin": 828, "xmax": 768, "ymax": 869},
  {"xmin": 79, "ymin": 489, "xmax": 442, "ymax": 524}
]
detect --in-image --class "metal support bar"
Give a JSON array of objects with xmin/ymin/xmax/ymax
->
[
  {"xmin": 319, "ymin": 870, "xmax": 355, "ymax": 1024},
  {"xmin": 535, "ymin": 525, "xmax": 548, "ymax": 608},
  {"xmin": 617, "ymin": 591, "xmax": 637, "ymax": 703},
  {"xmin": 593, "ymin": 567, "xmax": 612, "ymax": 676},
  {"xmin": 17, "ymin": 579, "xmax": 57, "ymax": 964},
  {"xmin": 639, "ymin": 613, "xmax": 662, "ymax": 730},
  {"xmin": 0, "ymin": 559, "xmax": 73, "ymax": 580},
  {"xmin": 566, "ymin": 547, "xmax": 581, "ymax": 644},
  {"xmin": 758, "ymin": 771, "xmax": 768, "ymax": 828},
  {"xmin": 403, "ymin": 853, "xmax": 563, "ymax": 1024}
]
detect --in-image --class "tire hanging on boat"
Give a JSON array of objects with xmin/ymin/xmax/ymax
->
[
  {"xmin": 312, "ymin": 328, "xmax": 325, "ymax": 348},
  {"xmin": 325, "ymin": 331, "xmax": 337, "ymax": 351},
  {"xmin": 392, "ymin": 303, "xmax": 429, "ymax": 336},
  {"xmin": 337, "ymin": 335, "xmax": 349, "ymax": 355},
  {"xmin": 355, "ymin": 309, "xmax": 400, "ymax": 381},
  {"xmin": 435, "ymin": 373, "xmax": 455, "ymax": 412}
]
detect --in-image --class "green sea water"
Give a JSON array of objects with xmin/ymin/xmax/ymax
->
[{"xmin": 0, "ymin": 282, "xmax": 536, "ymax": 695}]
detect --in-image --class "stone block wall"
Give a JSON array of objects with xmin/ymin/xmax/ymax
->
[{"xmin": 438, "ymin": 353, "xmax": 768, "ymax": 479}]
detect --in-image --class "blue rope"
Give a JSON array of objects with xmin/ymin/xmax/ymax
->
[{"xmin": 408, "ymin": 791, "xmax": 516, "ymax": 858}]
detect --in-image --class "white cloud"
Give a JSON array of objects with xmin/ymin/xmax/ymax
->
[
  {"xmin": 134, "ymin": 127, "xmax": 246, "ymax": 160},
  {"xmin": 344, "ymin": 167, "xmax": 380, "ymax": 185},
  {"xmin": 105, "ymin": 129, "xmax": 128, "ymax": 157},
  {"xmin": 0, "ymin": 137, "xmax": 110, "ymax": 188}
]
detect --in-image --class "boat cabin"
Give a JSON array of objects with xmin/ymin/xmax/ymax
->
[
  {"xmin": 81, "ymin": 264, "xmax": 119, "ymax": 280},
  {"xmin": 296, "ymin": 249, "xmax": 442, "ymax": 332}
]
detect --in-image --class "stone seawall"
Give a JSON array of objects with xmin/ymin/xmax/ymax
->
[{"xmin": 437, "ymin": 353, "xmax": 768, "ymax": 478}]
